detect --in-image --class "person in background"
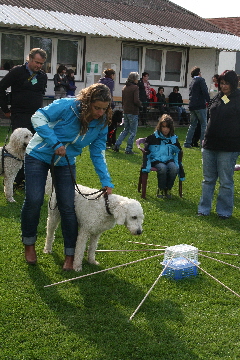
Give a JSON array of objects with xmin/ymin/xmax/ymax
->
[
  {"xmin": 113, "ymin": 72, "xmax": 142, "ymax": 154},
  {"xmin": 21, "ymin": 83, "xmax": 114, "ymax": 270},
  {"xmin": 0, "ymin": 48, "xmax": 48, "ymax": 188},
  {"xmin": 184, "ymin": 66, "xmax": 210, "ymax": 148},
  {"xmin": 209, "ymin": 74, "xmax": 219, "ymax": 99},
  {"xmin": 98, "ymin": 68, "xmax": 115, "ymax": 109},
  {"xmin": 54, "ymin": 65, "xmax": 68, "ymax": 99},
  {"xmin": 141, "ymin": 114, "xmax": 183, "ymax": 199},
  {"xmin": 198, "ymin": 70, "xmax": 240, "ymax": 219},
  {"xmin": 156, "ymin": 86, "xmax": 169, "ymax": 115},
  {"xmin": 168, "ymin": 86, "xmax": 188, "ymax": 125},
  {"xmin": 138, "ymin": 72, "xmax": 151, "ymax": 125},
  {"xmin": 66, "ymin": 69, "xmax": 77, "ymax": 97}
]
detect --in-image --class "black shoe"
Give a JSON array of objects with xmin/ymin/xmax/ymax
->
[
  {"xmin": 112, "ymin": 146, "xmax": 119, "ymax": 152},
  {"xmin": 218, "ymin": 215, "xmax": 230, "ymax": 220},
  {"xmin": 197, "ymin": 213, "xmax": 208, "ymax": 216},
  {"xmin": 125, "ymin": 151, "xmax": 136, "ymax": 154}
]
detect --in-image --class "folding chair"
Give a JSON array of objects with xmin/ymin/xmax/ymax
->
[{"xmin": 136, "ymin": 137, "xmax": 183, "ymax": 199}]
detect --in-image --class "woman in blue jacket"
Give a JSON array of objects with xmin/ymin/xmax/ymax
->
[
  {"xmin": 22, "ymin": 83, "xmax": 114, "ymax": 270},
  {"xmin": 142, "ymin": 114, "xmax": 183, "ymax": 198}
]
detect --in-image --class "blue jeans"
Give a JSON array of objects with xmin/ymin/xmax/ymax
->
[
  {"xmin": 21, "ymin": 154, "xmax": 78, "ymax": 255},
  {"xmin": 184, "ymin": 108, "xmax": 207, "ymax": 146},
  {"xmin": 154, "ymin": 162, "xmax": 178, "ymax": 190},
  {"xmin": 115, "ymin": 114, "xmax": 138, "ymax": 152},
  {"xmin": 170, "ymin": 106, "xmax": 186, "ymax": 122},
  {"xmin": 198, "ymin": 149, "xmax": 239, "ymax": 216}
]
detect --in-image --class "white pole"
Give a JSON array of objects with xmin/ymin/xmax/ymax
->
[
  {"xmin": 44, "ymin": 253, "xmax": 164, "ymax": 288},
  {"xmin": 129, "ymin": 258, "xmax": 173, "ymax": 321}
]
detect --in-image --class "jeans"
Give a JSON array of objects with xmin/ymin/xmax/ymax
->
[
  {"xmin": 115, "ymin": 114, "xmax": 138, "ymax": 152},
  {"xmin": 154, "ymin": 162, "xmax": 178, "ymax": 190},
  {"xmin": 184, "ymin": 108, "xmax": 207, "ymax": 146},
  {"xmin": 21, "ymin": 154, "xmax": 78, "ymax": 255},
  {"xmin": 198, "ymin": 149, "xmax": 239, "ymax": 217},
  {"xmin": 170, "ymin": 106, "xmax": 186, "ymax": 123}
]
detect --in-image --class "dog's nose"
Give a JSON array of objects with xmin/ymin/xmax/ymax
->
[{"xmin": 136, "ymin": 229, "xmax": 142, "ymax": 235}]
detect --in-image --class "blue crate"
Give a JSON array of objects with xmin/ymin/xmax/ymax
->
[
  {"xmin": 161, "ymin": 257, "xmax": 199, "ymax": 280},
  {"xmin": 162, "ymin": 264, "xmax": 198, "ymax": 280}
]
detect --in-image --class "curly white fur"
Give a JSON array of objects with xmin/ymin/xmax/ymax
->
[
  {"xmin": 0, "ymin": 128, "xmax": 32, "ymax": 202},
  {"xmin": 44, "ymin": 184, "xmax": 144, "ymax": 271}
]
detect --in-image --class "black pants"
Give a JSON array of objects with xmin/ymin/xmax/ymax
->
[{"xmin": 11, "ymin": 113, "xmax": 35, "ymax": 185}]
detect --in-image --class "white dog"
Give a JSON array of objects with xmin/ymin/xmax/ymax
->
[
  {"xmin": 0, "ymin": 128, "xmax": 32, "ymax": 202},
  {"xmin": 44, "ymin": 185, "xmax": 144, "ymax": 271}
]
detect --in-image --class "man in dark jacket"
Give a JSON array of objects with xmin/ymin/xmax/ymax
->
[
  {"xmin": 0, "ymin": 48, "xmax": 48, "ymax": 185},
  {"xmin": 184, "ymin": 67, "xmax": 210, "ymax": 148},
  {"xmin": 113, "ymin": 72, "xmax": 142, "ymax": 154}
]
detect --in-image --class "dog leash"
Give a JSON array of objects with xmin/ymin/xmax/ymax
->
[
  {"xmin": 50, "ymin": 154, "xmax": 113, "ymax": 215},
  {"xmin": 1, "ymin": 146, "xmax": 23, "ymax": 175}
]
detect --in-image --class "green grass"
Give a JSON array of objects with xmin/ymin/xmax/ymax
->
[{"xmin": 0, "ymin": 125, "xmax": 240, "ymax": 360}]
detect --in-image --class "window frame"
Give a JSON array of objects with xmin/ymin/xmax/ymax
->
[
  {"xmin": 121, "ymin": 42, "xmax": 188, "ymax": 87},
  {"xmin": 0, "ymin": 30, "xmax": 84, "ymax": 81}
]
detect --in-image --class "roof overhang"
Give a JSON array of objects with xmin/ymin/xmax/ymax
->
[{"xmin": 1, "ymin": 5, "xmax": 240, "ymax": 51}]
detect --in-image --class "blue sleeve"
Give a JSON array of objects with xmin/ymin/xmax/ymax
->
[
  {"xmin": 31, "ymin": 108, "xmax": 64, "ymax": 150},
  {"xmin": 89, "ymin": 127, "xmax": 114, "ymax": 188}
]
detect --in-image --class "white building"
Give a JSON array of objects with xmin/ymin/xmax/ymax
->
[{"xmin": 0, "ymin": 0, "xmax": 240, "ymax": 100}]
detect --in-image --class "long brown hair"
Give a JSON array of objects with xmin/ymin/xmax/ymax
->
[
  {"xmin": 76, "ymin": 83, "xmax": 112, "ymax": 135},
  {"xmin": 155, "ymin": 114, "xmax": 175, "ymax": 137}
]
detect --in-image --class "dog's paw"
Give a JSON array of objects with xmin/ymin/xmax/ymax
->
[
  {"xmin": 7, "ymin": 197, "xmax": 16, "ymax": 203},
  {"xmin": 88, "ymin": 259, "xmax": 100, "ymax": 266},
  {"xmin": 73, "ymin": 261, "xmax": 82, "ymax": 272},
  {"xmin": 43, "ymin": 248, "xmax": 52, "ymax": 254}
]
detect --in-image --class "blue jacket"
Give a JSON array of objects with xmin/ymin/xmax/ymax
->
[
  {"xmin": 26, "ymin": 98, "xmax": 114, "ymax": 188},
  {"xmin": 142, "ymin": 131, "xmax": 182, "ymax": 173}
]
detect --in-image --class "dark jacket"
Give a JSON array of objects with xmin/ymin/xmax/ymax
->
[
  {"xmin": 122, "ymin": 81, "xmax": 142, "ymax": 115},
  {"xmin": 0, "ymin": 64, "xmax": 47, "ymax": 114},
  {"xmin": 98, "ymin": 77, "xmax": 114, "ymax": 97},
  {"xmin": 156, "ymin": 93, "xmax": 167, "ymax": 106},
  {"xmin": 189, "ymin": 76, "xmax": 210, "ymax": 111},
  {"xmin": 53, "ymin": 73, "xmax": 68, "ymax": 91},
  {"xmin": 98, "ymin": 76, "xmax": 115, "ymax": 109},
  {"xmin": 203, "ymin": 89, "xmax": 240, "ymax": 152},
  {"xmin": 138, "ymin": 79, "xmax": 148, "ymax": 103},
  {"xmin": 169, "ymin": 92, "xmax": 183, "ymax": 107},
  {"xmin": 66, "ymin": 77, "xmax": 77, "ymax": 96}
]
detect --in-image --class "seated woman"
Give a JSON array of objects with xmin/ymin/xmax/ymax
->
[
  {"xmin": 156, "ymin": 86, "xmax": 169, "ymax": 115},
  {"xmin": 142, "ymin": 114, "xmax": 183, "ymax": 198},
  {"xmin": 168, "ymin": 86, "xmax": 188, "ymax": 125}
]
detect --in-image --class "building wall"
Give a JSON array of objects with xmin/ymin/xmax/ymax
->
[
  {"xmin": 83, "ymin": 38, "xmax": 219, "ymax": 101},
  {"xmin": 0, "ymin": 31, "xmax": 221, "ymax": 102}
]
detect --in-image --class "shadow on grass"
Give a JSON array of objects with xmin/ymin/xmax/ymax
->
[
  {"xmin": 142, "ymin": 191, "xmax": 240, "ymax": 234},
  {"xmin": 27, "ymin": 263, "xmax": 200, "ymax": 360}
]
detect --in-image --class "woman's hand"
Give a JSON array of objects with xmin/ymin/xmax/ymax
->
[{"xmin": 55, "ymin": 146, "xmax": 66, "ymax": 157}]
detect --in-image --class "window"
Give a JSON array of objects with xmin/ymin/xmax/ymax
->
[
  {"xmin": 144, "ymin": 48, "xmax": 162, "ymax": 79},
  {"xmin": 0, "ymin": 32, "xmax": 84, "ymax": 80},
  {"xmin": 30, "ymin": 36, "xmax": 52, "ymax": 73},
  {"xmin": 57, "ymin": 39, "xmax": 78, "ymax": 74},
  {"xmin": 164, "ymin": 51, "xmax": 182, "ymax": 82},
  {"xmin": 1, "ymin": 33, "xmax": 24, "ymax": 70},
  {"xmin": 121, "ymin": 45, "xmax": 140, "ymax": 79},
  {"xmin": 121, "ymin": 43, "xmax": 187, "ymax": 86}
]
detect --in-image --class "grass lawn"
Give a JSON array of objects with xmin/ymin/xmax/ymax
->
[{"xmin": 0, "ymin": 124, "xmax": 239, "ymax": 360}]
